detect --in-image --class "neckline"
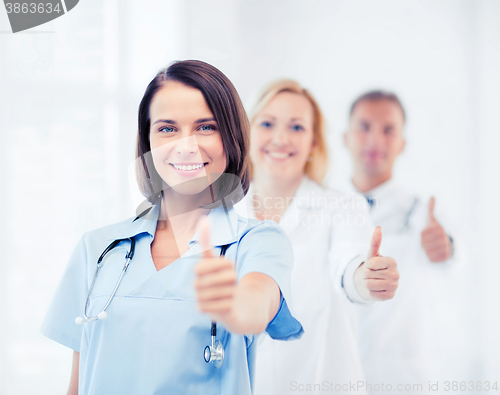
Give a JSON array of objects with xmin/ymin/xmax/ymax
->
[{"xmin": 148, "ymin": 235, "xmax": 192, "ymax": 273}]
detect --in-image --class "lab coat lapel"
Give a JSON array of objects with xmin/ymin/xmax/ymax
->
[
  {"xmin": 244, "ymin": 176, "xmax": 311, "ymax": 236},
  {"xmin": 343, "ymin": 178, "xmax": 419, "ymax": 234},
  {"xmin": 278, "ymin": 176, "xmax": 310, "ymax": 237}
]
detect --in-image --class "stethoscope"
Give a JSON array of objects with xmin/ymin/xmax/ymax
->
[
  {"xmin": 366, "ymin": 195, "xmax": 419, "ymax": 233},
  {"xmin": 203, "ymin": 243, "xmax": 229, "ymax": 368},
  {"xmin": 74, "ymin": 236, "xmax": 229, "ymax": 369},
  {"xmin": 75, "ymin": 238, "xmax": 135, "ymax": 324}
]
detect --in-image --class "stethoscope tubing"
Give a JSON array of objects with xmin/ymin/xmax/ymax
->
[
  {"xmin": 77, "ymin": 238, "xmax": 135, "ymax": 324},
  {"xmin": 76, "ymin": 233, "xmax": 230, "ymax": 368}
]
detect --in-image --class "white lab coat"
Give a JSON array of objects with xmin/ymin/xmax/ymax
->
[
  {"xmin": 342, "ymin": 178, "xmax": 461, "ymax": 395},
  {"xmin": 235, "ymin": 175, "xmax": 374, "ymax": 395}
]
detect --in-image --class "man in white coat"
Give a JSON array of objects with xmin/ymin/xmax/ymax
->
[{"xmin": 342, "ymin": 91, "xmax": 458, "ymax": 394}]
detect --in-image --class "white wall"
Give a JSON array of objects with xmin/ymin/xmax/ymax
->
[{"xmin": 1, "ymin": 0, "xmax": 498, "ymax": 393}]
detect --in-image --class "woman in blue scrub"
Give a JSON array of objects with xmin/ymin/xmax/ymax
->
[{"xmin": 40, "ymin": 61, "xmax": 303, "ymax": 395}]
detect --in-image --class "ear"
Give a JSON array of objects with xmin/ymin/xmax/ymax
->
[
  {"xmin": 308, "ymin": 140, "xmax": 316, "ymax": 159},
  {"xmin": 398, "ymin": 138, "xmax": 406, "ymax": 155}
]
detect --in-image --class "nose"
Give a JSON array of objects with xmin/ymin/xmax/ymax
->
[
  {"xmin": 271, "ymin": 124, "xmax": 289, "ymax": 147},
  {"xmin": 175, "ymin": 135, "xmax": 200, "ymax": 156},
  {"xmin": 366, "ymin": 127, "xmax": 384, "ymax": 148}
]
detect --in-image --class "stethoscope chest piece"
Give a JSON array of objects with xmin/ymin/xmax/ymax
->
[
  {"xmin": 204, "ymin": 338, "xmax": 224, "ymax": 368},
  {"xmin": 204, "ymin": 321, "xmax": 224, "ymax": 368}
]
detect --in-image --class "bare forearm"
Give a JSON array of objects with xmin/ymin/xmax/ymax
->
[{"xmin": 67, "ymin": 351, "xmax": 79, "ymax": 395}]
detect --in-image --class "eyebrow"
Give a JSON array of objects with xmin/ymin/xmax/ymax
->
[
  {"xmin": 258, "ymin": 115, "xmax": 305, "ymax": 122},
  {"xmin": 358, "ymin": 118, "xmax": 395, "ymax": 127},
  {"xmin": 258, "ymin": 114, "xmax": 276, "ymax": 120},
  {"xmin": 195, "ymin": 118, "xmax": 216, "ymax": 124},
  {"xmin": 152, "ymin": 117, "xmax": 216, "ymax": 125}
]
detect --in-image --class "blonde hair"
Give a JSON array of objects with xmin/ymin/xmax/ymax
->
[{"xmin": 247, "ymin": 79, "xmax": 328, "ymax": 184}]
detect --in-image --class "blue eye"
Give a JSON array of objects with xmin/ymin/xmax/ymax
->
[
  {"xmin": 261, "ymin": 121, "xmax": 272, "ymax": 128},
  {"xmin": 159, "ymin": 126, "xmax": 175, "ymax": 133},
  {"xmin": 199, "ymin": 124, "xmax": 215, "ymax": 131},
  {"xmin": 291, "ymin": 124, "xmax": 304, "ymax": 132}
]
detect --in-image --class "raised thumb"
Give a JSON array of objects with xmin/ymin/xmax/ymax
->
[
  {"xmin": 366, "ymin": 226, "xmax": 382, "ymax": 262},
  {"xmin": 427, "ymin": 196, "xmax": 436, "ymax": 225}
]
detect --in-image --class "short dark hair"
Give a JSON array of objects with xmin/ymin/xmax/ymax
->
[
  {"xmin": 136, "ymin": 60, "xmax": 250, "ymax": 206},
  {"xmin": 349, "ymin": 90, "xmax": 406, "ymax": 122}
]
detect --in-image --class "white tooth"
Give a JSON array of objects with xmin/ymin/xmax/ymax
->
[
  {"xmin": 173, "ymin": 163, "xmax": 204, "ymax": 170},
  {"xmin": 268, "ymin": 151, "xmax": 290, "ymax": 159}
]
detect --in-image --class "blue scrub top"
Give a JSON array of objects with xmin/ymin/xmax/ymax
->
[{"xmin": 40, "ymin": 202, "xmax": 303, "ymax": 395}]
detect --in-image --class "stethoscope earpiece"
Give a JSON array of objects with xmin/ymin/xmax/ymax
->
[
  {"xmin": 75, "ymin": 310, "xmax": 107, "ymax": 325},
  {"xmin": 97, "ymin": 311, "xmax": 108, "ymax": 320}
]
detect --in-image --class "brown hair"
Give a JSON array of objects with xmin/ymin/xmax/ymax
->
[
  {"xmin": 136, "ymin": 60, "xmax": 250, "ymax": 206},
  {"xmin": 247, "ymin": 79, "xmax": 329, "ymax": 184},
  {"xmin": 349, "ymin": 90, "xmax": 406, "ymax": 122}
]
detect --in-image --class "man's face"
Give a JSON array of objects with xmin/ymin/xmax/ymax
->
[{"xmin": 344, "ymin": 99, "xmax": 406, "ymax": 178}]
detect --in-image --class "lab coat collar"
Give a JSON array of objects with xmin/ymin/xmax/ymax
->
[
  {"xmin": 247, "ymin": 175, "xmax": 323, "ymax": 210},
  {"xmin": 293, "ymin": 176, "xmax": 329, "ymax": 209},
  {"xmin": 109, "ymin": 199, "xmax": 240, "ymax": 248},
  {"xmin": 361, "ymin": 178, "xmax": 398, "ymax": 199},
  {"xmin": 344, "ymin": 177, "xmax": 396, "ymax": 198},
  {"xmin": 246, "ymin": 175, "xmax": 324, "ymax": 235},
  {"xmin": 346, "ymin": 178, "xmax": 419, "ymax": 231}
]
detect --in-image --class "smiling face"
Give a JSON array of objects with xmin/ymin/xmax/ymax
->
[
  {"xmin": 345, "ymin": 99, "xmax": 405, "ymax": 179},
  {"xmin": 250, "ymin": 91, "xmax": 315, "ymax": 183},
  {"xmin": 149, "ymin": 81, "xmax": 227, "ymax": 196}
]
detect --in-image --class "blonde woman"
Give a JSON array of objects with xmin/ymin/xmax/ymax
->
[{"xmin": 236, "ymin": 80, "xmax": 400, "ymax": 394}]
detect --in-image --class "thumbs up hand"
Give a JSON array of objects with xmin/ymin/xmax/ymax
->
[
  {"xmin": 421, "ymin": 197, "xmax": 452, "ymax": 262},
  {"xmin": 355, "ymin": 226, "xmax": 400, "ymax": 301},
  {"xmin": 194, "ymin": 218, "xmax": 237, "ymax": 323}
]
